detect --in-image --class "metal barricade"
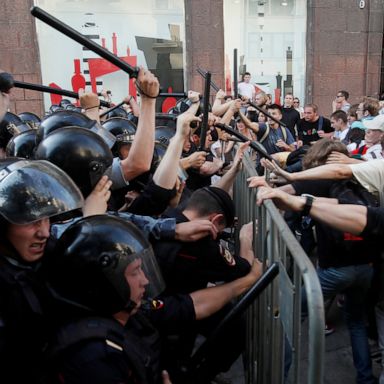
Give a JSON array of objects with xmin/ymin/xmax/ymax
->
[{"xmin": 234, "ymin": 152, "xmax": 325, "ymax": 384}]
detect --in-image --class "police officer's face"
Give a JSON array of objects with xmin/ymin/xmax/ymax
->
[
  {"xmin": 7, "ymin": 218, "xmax": 50, "ymax": 262},
  {"xmin": 125, "ymin": 258, "xmax": 149, "ymax": 313}
]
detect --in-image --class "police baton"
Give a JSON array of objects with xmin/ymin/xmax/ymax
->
[
  {"xmin": 189, "ymin": 262, "xmax": 279, "ymax": 370},
  {"xmin": 196, "ymin": 67, "xmax": 220, "ymax": 92},
  {"xmin": 233, "ymin": 48, "xmax": 238, "ymax": 99},
  {"xmin": 0, "ymin": 72, "xmax": 14, "ymax": 93},
  {"xmin": 31, "ymin": 6, "xmax": 140, "ymax": 79},
  {"xmin": 214, "ymin": 122, "xmax": 273, "ymax": 161},
  {"xmin": 198, "ymin": 71, "xmax": 211, "ymax": 151},
  {"xmin": 244, "ymin": 98, "xmax": 288, "ymax": 128},
  {"xmin": 12, "ymin": 80, "xmax": 111, "ymax": 107}
]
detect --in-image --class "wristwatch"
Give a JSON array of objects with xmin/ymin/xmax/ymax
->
[{"xmin": 301, "ymin": 194, "xmax": 315, "ymax": 216}]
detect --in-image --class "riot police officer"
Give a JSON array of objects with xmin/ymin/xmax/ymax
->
[{"xmin": 0, "ymin": 158, "xmax": 83, "ymax": 383}]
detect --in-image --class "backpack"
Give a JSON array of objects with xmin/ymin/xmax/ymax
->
[{"xmin": 259, "ymin": 124, "xmax": 287, "ymax": 144}]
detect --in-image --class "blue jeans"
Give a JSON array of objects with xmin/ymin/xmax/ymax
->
[{"xmin": 303, "ymin": 264, "xmax": 375, "ymax": 384}]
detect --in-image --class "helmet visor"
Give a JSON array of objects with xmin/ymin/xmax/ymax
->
[
  {"xmin": 89, "ymin": 122, "xmax": 116, "ymax": 149},
  {"xmin": 105, "ymin": 246, "xmax": 165, "ymax": 307},
  {"xmin": 0, "ymin": 159, "xmax": 84, "ymax": 224}
]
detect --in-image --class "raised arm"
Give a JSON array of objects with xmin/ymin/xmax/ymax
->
[
  {"xmin": 120, "ymin": 68, "xmax": 159, "ymax": 181},
  {"xmin": 152, "ymin": 92, "xmax": 201, "ymax": 189}
]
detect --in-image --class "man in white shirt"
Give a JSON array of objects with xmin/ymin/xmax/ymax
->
[
  {"xmin": 330, "ymin": 110, "xmax": 350, "ymax": 145},
  {"xmin": 238, "ymin": 72, "xmax": 255, "ymax": 102}
]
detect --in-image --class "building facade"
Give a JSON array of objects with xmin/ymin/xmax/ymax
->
[{"xmin": 0, "ymin": 0, "xmax": 383, "ymax": 117}]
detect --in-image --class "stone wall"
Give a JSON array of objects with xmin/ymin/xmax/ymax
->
[
  {"xmin": 0, "ymin": 0, "xmax": 44, "ymax": 116},
  {"xmin": 306, "ymin": 0, "xmax": 384, "ymax": 116}
]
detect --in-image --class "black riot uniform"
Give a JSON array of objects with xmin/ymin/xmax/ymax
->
[
  {"xmin": 0, "ymin": 158, "xmax": 84, "ymax": 383},
  {"xmin": 153, "ymin": 206, "xmax": 251, "ymax": 294},
  {"xmin": 42, "ymin": 215, "xmax": 197, "ymax": 384}
]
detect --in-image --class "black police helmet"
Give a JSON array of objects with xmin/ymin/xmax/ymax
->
[
  {"xmin": 18, "ymin": 112, "xmax": 41, "ymax": 128},
  {"xmin": 0, "ymin": 158, "xmax": 83, "ymax": 225},
  {"xmin": 37, "ymin": 110, "xmax": 95, "ymax": 145},
  {"xmin": 105, "ymin": 106, "xmax": 128, "ymax": 119},
  {"xmin": 0, "ymin": 112, "xmax": 30, "ymax": 148},
  {"xmin": 6, "ymin": 129, "xmax": 37, "ymax": 159},
  {"xmin": 102, "ymin": 117, "xmax": 137, "ymax": 157},
  {"xmin": 35, "ymin": 127, "xmax": 114, "ymax": 197},
  {"xmin": 49, "ymin": 104, "xmax": 64, "ymax": 114},
  {"xmin": 37, "ymin": 110, "xmax": 116, "ymax": 149},
  {"xmin": 59, "ymin": 99, "xmax": 72, "ymax": 108},
  {"xmin": 45, "ymin": 215, "xmax": 165, "ymax": 315}
]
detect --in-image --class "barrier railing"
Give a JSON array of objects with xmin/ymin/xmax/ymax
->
[{"xmin": 233, "ymin": 152, "xmax": 325, "ymax": 384}]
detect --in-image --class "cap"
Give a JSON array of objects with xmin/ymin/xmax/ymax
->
[
  {"xmin": 350, "ymin": 121, "xmax": 366, "ymax": 130},
  {"xmin": 362, "ymin": 115, "xmax": 384, "ymax": 132},
  {"xmin": 203, "ymin": 186, "xmax": 235, "ymax": 227}
]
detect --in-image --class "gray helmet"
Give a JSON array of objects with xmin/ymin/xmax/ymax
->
[{"xmin": 0, "ymin": 158, "xmax": 83, "ymax": 224}]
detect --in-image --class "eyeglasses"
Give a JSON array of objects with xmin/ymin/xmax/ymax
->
[{"xmin": 293, "ymin": 101, "xmax": 299, "ymax": 104}]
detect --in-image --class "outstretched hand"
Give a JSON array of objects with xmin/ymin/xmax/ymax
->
[{"xmin": 83, "ymin": 175, "xmax": 112, "ymax": 217}]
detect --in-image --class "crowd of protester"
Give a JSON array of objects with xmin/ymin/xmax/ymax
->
[{"xmin": 1, "ymin": 63, "xmax": 384, "ymax": 384}]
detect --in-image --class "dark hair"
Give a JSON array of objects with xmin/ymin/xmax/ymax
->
[
  {"xmin": 185, "ymin": 187, "xmax": 234, "ymax": 227},
  {"xmin": 266, "ymin": 103, "xmax": 282, "ymax": 113},
  {"xmin": 348, "ymin": 104, "xmax": 359, "ymax": 119},
  {"xmin": 338, "ymin": 90, "xmax": 349, "ymax": 100},
  {"xmin": 348, "ymin": 128, "xmax": 365, "ymax": 147},
  {"xmin": 302, "ymin": 138, "xmax": 348, "ymax": 170},
  {"xmin": 242, "ymin": 72, "xmax": 251, "ymax": 81},
  {"xmin": 330, "ymin": 110, "xmax": 348, "ymax": 124},
  {"xmin": 362, "ymin": 97, "xmax": 380, "ymax": 117},
  {"xmin": 304, "ymin": 103, "xmax": 318, "ymax": 113}
]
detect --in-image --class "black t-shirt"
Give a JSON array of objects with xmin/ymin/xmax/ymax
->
[
  {"xmin": 297, "ymin": 116, "xmax": 333, "ymax": 145},
  {"xmin": 362, "ymin": 207, "xmax": 384, "ymax": 243},
  {"xmin": 281, "ymin": 107, "xmax": 300, "ymax": 138},
  {"xmin": 292, "ymin": 179, "xmax": 378, "ymax": 268}
]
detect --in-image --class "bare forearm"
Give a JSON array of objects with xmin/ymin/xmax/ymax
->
[
  {"xmin": 84, "ymin": 107, "xmax": 100, "ymax": 123},
  {"xmin": 190, "ymin": 274, "xmax": 255, "ymax": 320},
  {"xmin": 310, "ymin": 202, "xmax": 367, "ymax": 234},
  {"xmin": 289, "ymin": 164, "xmax": 353, "ymax": 182},
  {"xmin": 152, "ymin": 134, "xmax": 184, "ymax": 189},
  {"xmin": 122, "ymin": 99, "xmax": 155, "ymax": 180},
  {"xmin": 212, "ymin": 100, "xmax": 230, "ymax": 116},
  {"xmin": 200, "ymin": 160, "xmax": 223, "ymax": 175},
  {"xmin": 213, "ymin": 165, "xmax": 238, "ymax": 192}
]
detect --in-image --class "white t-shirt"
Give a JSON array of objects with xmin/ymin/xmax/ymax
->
[
  {"xmin": 349, "ymin": 159, "xmax": 384, "ymax": 206},
  {"xmin": 238, "ymin": 82, "xmax": 255, "ymax": 100}
]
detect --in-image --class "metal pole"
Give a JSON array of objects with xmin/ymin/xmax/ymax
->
[{"xmin": 13, "ymin": 80, "xmax": 111, "ymax": 107}]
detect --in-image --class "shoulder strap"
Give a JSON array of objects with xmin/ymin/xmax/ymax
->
[
  {"xmin": 47, "ymin": 317, "xmax": 125, "ymax": 359},
  {"xmin": 281, "ymin": 126, "xmax": 287, "ymax": 141},
  {"xmin": 259, "ymin": 124, "xmax": 270, "ymax": 143},
  {"xmin": 318, "ymin": 116, "xmax": 323, "ymax": 131}
]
